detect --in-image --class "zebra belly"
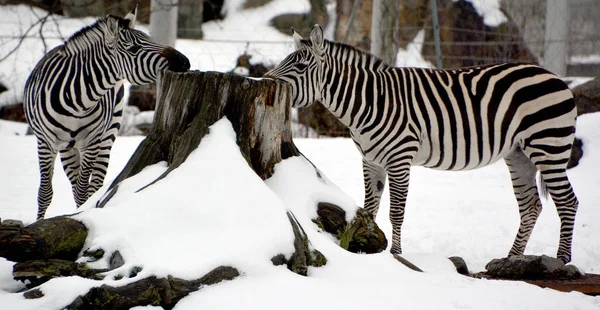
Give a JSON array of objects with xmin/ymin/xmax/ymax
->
[{"xmin": 412, "ymin": 137, "xmax": 515, "ymax": 171}]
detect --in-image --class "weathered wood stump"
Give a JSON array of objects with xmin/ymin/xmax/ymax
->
[{"xmin": 101, "ymin": 70, "xmax": 298, "ymax": 201}]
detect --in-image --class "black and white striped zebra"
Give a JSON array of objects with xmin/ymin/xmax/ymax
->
[
  {"xmin": 24, "ymin": 8, "xmax": 190, "ymax": 220},
  {"xmin": 265, "ymin": 25, "xmax": 579, "ymax": 263}
]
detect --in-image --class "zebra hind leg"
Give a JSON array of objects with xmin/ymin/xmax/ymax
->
[
  {"xmin": 524, "ymin": 148, "xmax": 578, "ymax": 264},
  {"xmin": 36, "ymin": 139, "xmax": 57, "ymax": 220},
  {"xmin": 362, "ymin": 159, "xmax": 387, "ymax": 216},
  {"xmin": 504, "ymin": 148, "xmax": 543, "ymax": 258}
]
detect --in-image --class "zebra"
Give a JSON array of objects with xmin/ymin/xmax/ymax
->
[
  {"xmin": 24, "ymin": 8, "xmax": 190, "ymax": 220},
  {"xmin": 265, "ymin": 25, "xmax": 579, "ymax": 263}
]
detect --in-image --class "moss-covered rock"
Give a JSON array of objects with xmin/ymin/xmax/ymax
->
[
  {"xmin": 0, "ymin": 216, "xmax": 88, "ymax": 262},
  {"xmin": 315, "ymin": 203, "xmax": 387, "ymax": 254},
  {"xmin": 13, "ymin": 259, "xmax": 103, "ymax": 288},
  {"xmin": 485, "ymin": 255, "xmax": 583, "ymax": 280},
  {"xmin": 66, "ymin": 266, "xmax": 239, "ymax": 310}
]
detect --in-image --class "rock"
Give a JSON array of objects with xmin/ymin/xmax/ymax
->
[
  {"xmin": 314, "ymin": 203, "xmax": 387, "ymax": 254},
  {"xmin": 567, "ymin": 137, "xmax": 584, "ymax": 169},
  {"xmin": 393, "ymin": 254, "xmax": 423, "ymax": 272},
  {"xmin": 314, "ymin": 202, "xmax": 347, "ymax": 236},
  {"xmin": 129, "ymin": 266, "xmax": 143, "ymax": 278},
  {"xmin": 0, "ymin": 216, "xmax": 88, "ymax": 262},
  {"xmin": 1, "ymin": 219, "xmax": 24, "ymax": 228},
  {"xmin": 286, "ymin": 211, "xmax": 327, "ymax": 276},
  {"xmin": 82, "ymin": 248, "xmax": 105, "ymax": 262},
  {"xmin": 0, "ymin": 103, "xmax": 25, "ymax": 123},
  {"xmin": 485, "ymin": 255, "xmax": 583, "ymax": 280},
  {"xmin": 13, "ymin": 259, "xmax": 102, "ymax": 288},
  {"xmin": 270, "ymin": 254, "xmax": 287, "ymax": 266},
  {"xmin": 572, "ymin": 78, "xmax": 600, "ymax": 115},
  {"xmin": 23, "ymin": 288, "xmax": 44, "ymax": 299},
  {"xmin": 448, "ymin": 256, "xmax": 470, "ymax": 275},
  {"xmin": 340, "ymin": 208, "xmax": 388, "ymax": 254},
  {"xmin": 109, "ymin": 251, "xmax": 125, "ymax": 270},
  {"xmin": 66, "ymin": 266, "xmax": 240, "ymax": 310}
]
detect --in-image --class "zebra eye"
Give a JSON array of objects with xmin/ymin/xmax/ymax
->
[
  {"xmin": 127, "ymin": 45, "xmax": 141, "ymax": 53},
  {"xmin": 293, "ymin": 62, "xmax": 308, "ymax": 70}
]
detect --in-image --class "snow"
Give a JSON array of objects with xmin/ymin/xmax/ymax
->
[
  {"xmin": 396, "ymin": 30, "xmax": 434, "ymax": 68},
  {"xmin": 1, "ymin": 1, "xmax": 600, "ymax": 309},
  {"xmin": 2, "ymin": 112, "xmax": 600, "ymax": 309},
  {"xmin": 570, "ymin": 54, "xmax": 600, "ymax": 65},
  {"xmin": 458, "ymin": 0, "xmax": 507, "ymax": 27}
]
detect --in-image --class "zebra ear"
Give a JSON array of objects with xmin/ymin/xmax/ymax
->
[
  {"xmin": 310, "ymin": 24, "xmax": 324, "ymax": 53},
  {"xmin": 105, "ymin": 16, "xmax": 119, "ymax": 44},
  {"xmin": 291, "ymin": 28, "xmax": 304, "ymax": 49},
  {"xmin": 124, "ymin": 6, "xmax": 138, "ymax": 29}
]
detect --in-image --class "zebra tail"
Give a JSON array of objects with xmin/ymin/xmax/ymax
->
[{"xmin": 537, "ymin": 172, "xmax": 550, "ymax": 201}]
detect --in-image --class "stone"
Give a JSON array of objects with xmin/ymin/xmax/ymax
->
[
  {"xmin": 339, "ymin": 208, "xmax": 388, "ymax": 254},
  {"xmin": 485, "ymin": 255, "xmax": 583, "ymax": 280},
  {"xmin": 109, "ymin": 251, "xmax": 125, "ymax": 270},
  {"xmin": 23, "ymin": 288, "xmax": 44, "ymax": 299},
  {"xmin": 13, "ymin": 259, "xmax": 102, "ymax": 288},
  {"xmin": 1, "ymin": 219, "xmax": 24, "ymax": 228},
  {"xmin": 572, "ymin": 78, "xmax": 600, "ymax": 115},
  {"xmin": 314, "ymin": 202, "xmax": 387, "ymax": 254},
  {"xmin": 448, "ymin": 256, "xmax": 470, "ymax": 275}
]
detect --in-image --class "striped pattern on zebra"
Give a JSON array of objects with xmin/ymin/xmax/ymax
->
[
  {"xmin": 24, "ymin": 8, "xmax": 190, "ymax": 220},
  {"xmin": 265, "ymin": 25, "xmax": 579, "ymax": 263}
]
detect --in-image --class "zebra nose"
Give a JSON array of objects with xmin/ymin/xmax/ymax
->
[{"xmin": 163, "ymin": 47, "xmax": 190, "ymax": 72}]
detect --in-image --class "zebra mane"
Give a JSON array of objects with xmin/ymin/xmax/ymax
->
[
  {"xmin": 325, "ymin": 39, "xmax": 388, "ymax": 69},
  {"xmin": 64, "ymin": 15, "xmax": 131, "ymax": 50}
]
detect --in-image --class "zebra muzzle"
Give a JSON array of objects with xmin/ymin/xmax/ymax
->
[{"xmin": 163, "ymin": 48, "xmax": 190, "ymax": 72}]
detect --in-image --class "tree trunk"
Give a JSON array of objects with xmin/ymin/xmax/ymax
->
[{"xmin": 371, "ymin": 0, "xmax": 398, "ymax": 65}]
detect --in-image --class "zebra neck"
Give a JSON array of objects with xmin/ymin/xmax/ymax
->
[
  {"xmin": 61, "ymin": 30, "xmax": 122, "ymax": 109},
  {"xmin": 321, "ymin": 64, "xmax": 391, "ymax": 133}
]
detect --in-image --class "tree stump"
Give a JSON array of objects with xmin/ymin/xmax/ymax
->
[
  {"xmin": 97, "ymin": 70, "xmax": 322, "ymax": 278},
  {"xmin": 100, "ymin": 71, "xmax": 298, "ymax": 204}
]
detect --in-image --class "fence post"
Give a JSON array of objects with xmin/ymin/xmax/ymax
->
[
  {"xmin": 544, "ymin": 0, "xmax": 569, "ymax": 76},
  {"xmin": 430, "ymin": 0, "xmax": 443, "ymax": 69}
]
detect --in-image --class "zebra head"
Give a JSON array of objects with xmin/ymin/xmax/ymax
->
[
  {"xmin": 265, "ymin": 24, "xmax": 327, "ymax": 108},
  {"xmin": 105, "ymin": 8, "xmax": 190, "ymax": 85}
]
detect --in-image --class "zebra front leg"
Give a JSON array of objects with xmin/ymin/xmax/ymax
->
[
  {"xmin": 504, "ymin": 148, "xmax": 542, "ymax": 257},
  {"xmin": 36, "ymin": 139, "xmax": 57, "ymax": 220},
  {"xmin": 387, "ymin": 166, "xmax": 411, "ymax": 255},
  {"xmin": 362, "ymin": 159, "xmax": 387, "ymax": 216},
  {"xmin": 88, "ymin": 83, "xmax": 123, "ymax": 197},
  {"xmin": 74, "ymin": 146, "xmax": 100, "ymax": 207}
]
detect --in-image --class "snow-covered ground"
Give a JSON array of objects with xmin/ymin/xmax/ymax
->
[
  {"xmin": 1, "ymin": 111, "xmax": 600, "ymax": 309},
  {"xmin": 1, "ymin": 1, "xmax": 600, "ymax": 309}
]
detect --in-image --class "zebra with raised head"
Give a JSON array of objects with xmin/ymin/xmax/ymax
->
[
  {"xmin": 265, "ymin": 25, "xmax": 579, "ymax": 263},
  {"xmin": 24, "ymin": 8, "xmax": 190, "ymax": 220}
]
